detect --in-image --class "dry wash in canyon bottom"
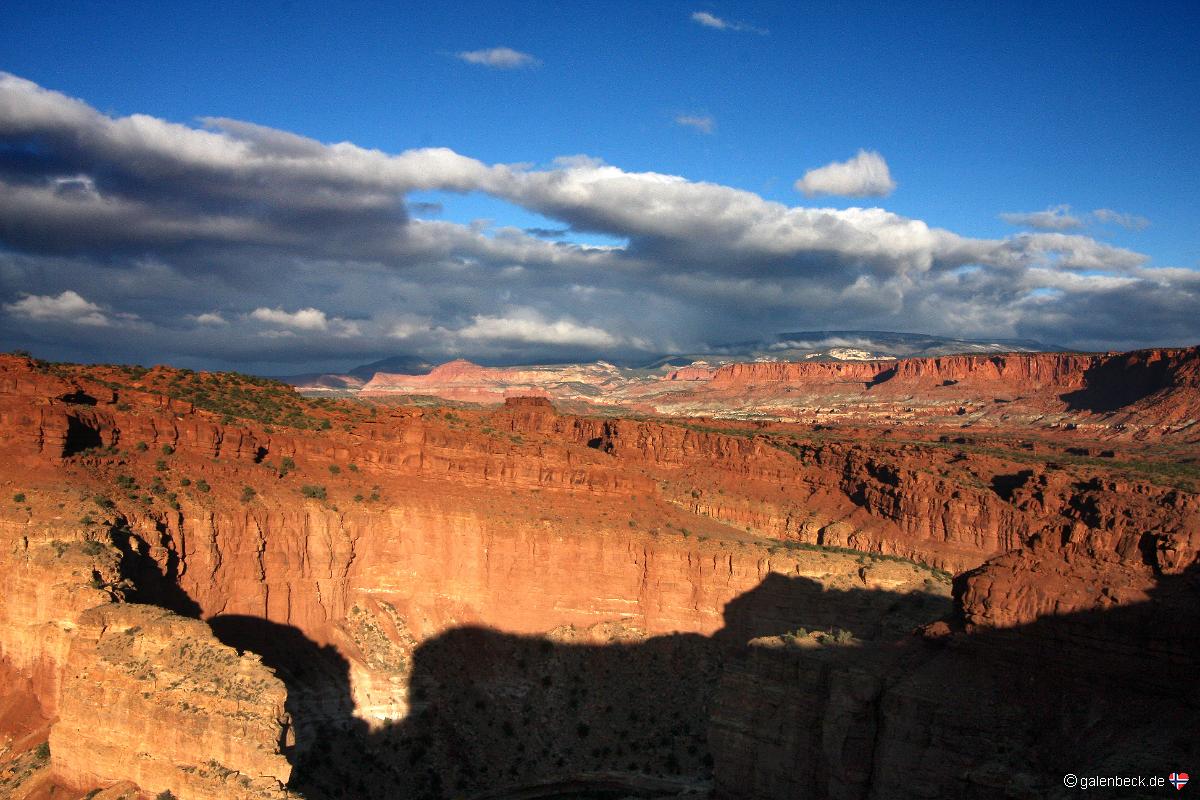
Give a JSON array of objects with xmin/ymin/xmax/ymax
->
[{"xmin": 0, "ymin": 349, "xmax": 1197, "ymax": 800}]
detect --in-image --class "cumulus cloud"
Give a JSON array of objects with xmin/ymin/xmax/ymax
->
[
  {"xmin": 251, "ymin": 307, "xmax": 328, "ymax": 330},
  {"xmin": 458, "ymin": 310, "xmax": 620, "ymax": 347},
  {"xmin": 794, "ymin": 150, "xmax": 896, "ymax": 198},
  {"xmin": 192, "ymin": 312, "xmax": 228, "ymax": 326},
  {"xmin": 1000, "ymin": 205, "xmax": 1084, "ymax": 231},
  {"xmin": 690, "ymin": 11, "xmax": 767, "ymax": 34},
  {"xmin": 455, "ymin": 47, "xmax": 539, "ymax": 69},
  {"xmin": 3, "ymin": 290, "xmax": 110, "ymax": 326},
  {"xmin": 0, "ymin": 72, "xmax": 1195, "ymax": 370},
  {"xmin": 674, "ymin": 114, "xmax": 715, "ymax": 134}
]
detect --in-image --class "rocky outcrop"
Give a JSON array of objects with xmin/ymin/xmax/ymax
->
[{"xmin": 51, "ymin": 604, "xmax": 291, "ymax": 800}]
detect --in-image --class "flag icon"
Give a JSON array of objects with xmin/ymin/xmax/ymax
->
[{"xmin": 1169, "ymin": 772, "xmax": 1189, "ymax": 790}]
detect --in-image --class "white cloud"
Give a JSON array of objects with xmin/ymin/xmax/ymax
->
[
  {"xmin": 250, "ymin": 306, "xmax": 328, "ymax": 330},
  {"xmin": 455, "ymin": 47, "xmax": 539, "ymax": 69},
  {"xmin": 794, "ymin": 150, "xmax": 896, "ymax": 198},
  {"xmin": 388, "ymin": 319, "xmax": 432, "ymax": 339},
  {"xmin": 690, "ymin": 11, "xmax": 767, "ymax": 34},
  {"xmin": 3, "ymin": 290, "xmax": 109, "ymax": 326},
  {"xmin": 1092, "ymin": 208, "xmax": 1150, "ymax": 231},
  {"xmin": 457, "ymin": 310, "xmax": 619, "ymax": 347},
  {"xmin": 192, "ymin": 311, "xmax": 227, "ymax": 326},
  {"xmin": 1000, "ymin": 204, "xmax": 1083, "ymax": 231},
  {"xmin": 674, "ymin": 114, "xmax": 715, "ymax": 134}
]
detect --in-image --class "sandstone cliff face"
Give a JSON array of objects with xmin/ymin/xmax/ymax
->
[
  {"xmin": 0, "ymin": 531, "xmax": 122, "ymax": 717},
  {"xmin": 51, "ymin": 604, "xmax": 291, "ymax": 800}
]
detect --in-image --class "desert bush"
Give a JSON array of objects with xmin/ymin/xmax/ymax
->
[
  {"xmin": 12, "ymin": 492, "xmax": 25, "ymax": 503},
  {"xmin": 300, "ymin": 485, "xmax": 327, "ymax": 500},
  {"xmin": 240, "ymin": 486, "xmax": 257, "ymax": 503}
]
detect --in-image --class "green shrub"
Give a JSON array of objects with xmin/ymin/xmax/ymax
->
[
  {"xmin": 300, "ymin": 485, "xmax": 327, "ymax": 500},
  {"xmin": 35, "ymin": 741, "xmax": 50, "ymax": 760},
  {"xmin": 240, "ymin": 486, "xmax": 256, "ymax": 503},
  {"xmin": 180, "ymin": 477, "xmax": 191, "ymax": 487},
  {"xmin": 329, "ymin": 464, "xmax": 341, "ymax": 475},
  {"xmin": 347, "ymin": 463, "xmax": 359, "ymax": 472},
  {"xmin": 135, "ymin": 442, "xmax": 149, "ymax": 452},
  {"xmin": 156, "ymin": 792, "xmax": 177, "ymax": 800},
  {"xmin": 12, "ymin": 492, "xmax": 25, "ymax": 503},
  {"xmin": 161, "ymin": 444, "xmax": 175, "ymax": 455},
  {"xmin": 194, "ymin": 479, "xmax": 211, "ymax": 493},
  {"xmin": 319, "ymin": 419, "xmax": 332, "ymax": 430}
]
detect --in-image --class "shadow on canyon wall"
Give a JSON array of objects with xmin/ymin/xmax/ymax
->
[
  {"xmin": 1059, "ymin": 355, "xmax": 1178, "ymax": 413},
  {"xmin": 114, "ymin": 541, "xmax": 1198, "ymax": 800},
  {"xmin": 201, "ymin": 574, "xmax": 948, "ymax": 800}
]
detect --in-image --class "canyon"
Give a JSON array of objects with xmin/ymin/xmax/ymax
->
[{"xmin": 0, "ymin": 348, "xmax": 1196, "ymax": 799}]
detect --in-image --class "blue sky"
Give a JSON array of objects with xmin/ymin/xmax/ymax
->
[{"xmin": 1, "ymin": 1, "xmax": 1199, "ymax": 370}]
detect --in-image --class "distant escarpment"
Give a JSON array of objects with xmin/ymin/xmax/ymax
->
[
  {"xmin": 359, "ymin": 347, "xmax": 1200, "ymax": 439},
  {"xmin": 0, "ymin": 354, "xmax": 1195, "ymax": 799}
]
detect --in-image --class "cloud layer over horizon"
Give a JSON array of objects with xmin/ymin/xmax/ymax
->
[{"xmin": 1, "ymin": 73, "xmax": 1196, "ymax": 371}]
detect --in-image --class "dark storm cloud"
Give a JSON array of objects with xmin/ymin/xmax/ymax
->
[{"xmin": 0, "ymin": 72, "xmax": 1197, "ymax": 372}]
